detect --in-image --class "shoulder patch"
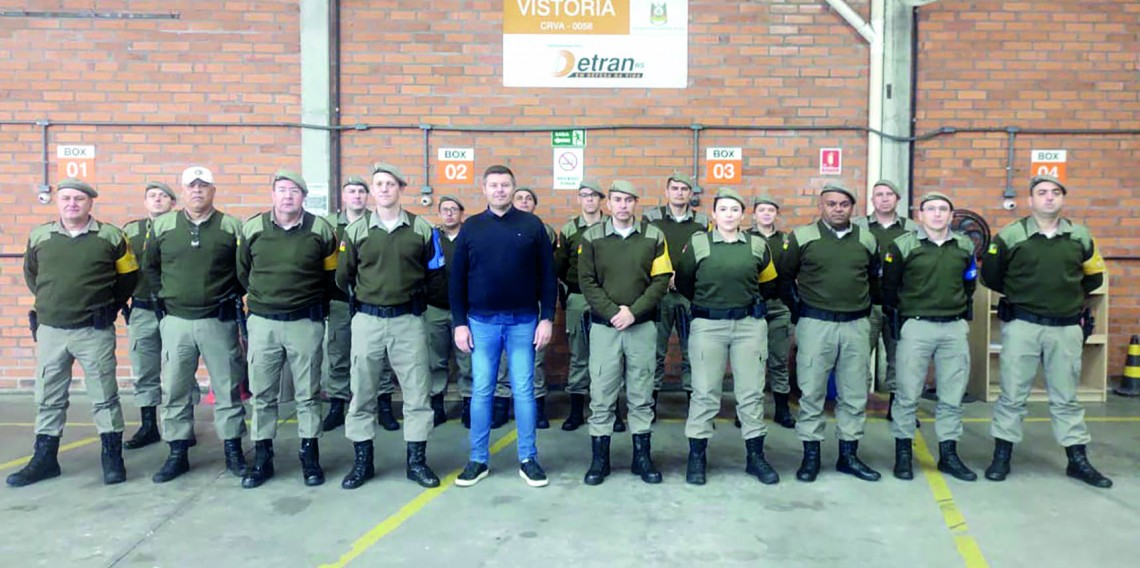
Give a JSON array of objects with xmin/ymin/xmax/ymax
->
[
  {"xmin": 27, "ymin": 223, "xmax": 55, "ymax": 249},
  {"xmin": 855, "ymin": 226, "xmax": 878, "ymax": 255},
  {"xmin": 693, "ymin": 211, "xmax": 710, "ymax": 227},
  {"xmin": 95, "ymin": 222, "xmax": 128, "ymax": 247},
  {"xmin": 852, "ymin": 216, "xmax": 871, "ymax": 229},
  {"xmin": 690, "ymin": 232, "xmax": 712, "ymax": 265},
  {"xmin": 219, "ymin": 213, "xmax": 243, "ymax": 237},
  {"xmin": 581, "ymin": 223, "xmax": 604, "ymax": 243},
  {"xmin": 241, "ymin": 214, "xmax": 266, "ymax": 240},
  {"xmin": 561, "ymin": 219, "xmax": 579, "ymax": 239},
  {"xmin": 644, "ymin": 223, "xmax": 664, "ymax": 242},
  {"xmin": 643, "ymin": 207, "xmax": 663, "ymax": 222},
  {"xmin": 997, "ymin": 219, "xmax": 1030, "ymax": 249},
  {"xmin": 121, "ymin": 219, "xmax": 147, "ymax": 239},
  {"xmin": 792, "ymin": 223, "xmax": 822, "ymax": 247},
  {"xmin": 747, "ymin": 233, "xmax": 769, "ymax": 262},
  {"xmin": 150, "ymin": 211, "xmax": 179, "ymax": 236},
  {"xmin": 311, "ymin": 213, "xmax": 336, "ymax": 239},
  {"xmin": 410, "ymin": 213, "xmax": 434, "ymax": 243}
]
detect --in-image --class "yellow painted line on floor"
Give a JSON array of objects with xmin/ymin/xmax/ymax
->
[
  {"xmin": 319, "ymin": 429, "xmax": 520, "ymax": 568},
  {"xmin": 914, "ymin": 431, "xmax": 990, "ymax": 568},
  {"xmin": 0, "ymin": 436, "xmax": 100, "ymax": 472}
]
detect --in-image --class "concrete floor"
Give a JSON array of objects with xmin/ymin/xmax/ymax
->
[{"xmin": 1, "ymin": 393, "xmax": 1138, "ymax": 568}]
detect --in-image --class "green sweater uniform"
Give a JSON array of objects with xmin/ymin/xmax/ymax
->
[
  {"xmin": 644, "ymin": 205, "xmax": 710, "ymax": 272},
  {"xmin": 981, "ymin": 216, "xmax": 1105, "ymax": 318},
  {"xmin": 674, "ymin": 230, "xmax": 779, "ymax": 309},
  {"xmin": 335, "ymin": 209, "xmax": 435, "ymax": 307},
  {"xmin": 142, "ymin": 210, "xmax": 244, "ymax": 320},
  {"xmin": 855, "ymin": 214, "xmax": 916, "ymax": 305},
  {"xmin": 780, "ymin": 220, "xmax": 880, "ymax": 313},
  {"xmin": 425, "ymin": 227, "xmax": 460, "ymax": 309},
  {"xmin": 555, "ymin": 213, "xmax": 608, "ymax": 292},
  {"xmin": 122, "ymin": 218, "xmax": 158, "ymax": 300},
  {"xmin": 578, "ymin": 219, "xmax": 672, "ymax": 324},
  {"xmin": 237, "ymin": 211, "xmax": 338, "ymax": 315},
  {"xmin": 882, "ymin": 228, "xmax": 977, "ymax": 318},
  {"xmin": 24, "ymin": 218, "xmax": 139, "ymax": 328},
  {"xmin": 324, "ymin": 210, "xmax": 370, "ymax": 303}
]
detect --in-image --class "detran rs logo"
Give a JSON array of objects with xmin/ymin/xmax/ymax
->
[{"xmin": 551, "ymin": 50, "xmax": 646, "ymax": 79}]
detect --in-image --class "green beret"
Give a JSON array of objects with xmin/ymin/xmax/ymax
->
[
  {"xmin": 273, "ymin": 169, "xmax": 308, "ymax": 195},
  {"xmin": 713, "ymin": 187, "xmax": 746, "ymax": 209},
  {"xmin": 342, "ymin": 175, "xmax": 368, "ymax": 189},
  {"xmin": 438, "ymin": 195, "xmax": 465, "ymax": 211},
  {"xmin": 58, "ymin": 177, "xmax": 97, "ymax": 198},
  {"xmin": 667, "ymin": 171, "xmax": 694, "ymax": 190},
  {"xmin": 873, "ymin": 179, "xmax": 901, "ymax": 197},
  {"xmin": 145, "ymin": 180, "xmax": 176, "ymax": 201},
  {"xmin": 372, "ymin": 162, "xmax": 407, "ymax": 186},
  {"xmin": 514, "ymin": 186, "xmax": 538, "ymax": 205},
  {"xmin": 752, "ymin": 194, "xmax": 780, "ymax": 210},
  {"xmin": 1029, "ymin": 174, "xmax": 1066, "ymax": 195},
  {"xmin": 578, "ymin": 180, "xmax": 604, "ymax": 197},
  {"xmin": 919, "ymin": 191, "xmax": 954, "ymax": 210},
  {"xmin": 820, "ymin": 183, "xmax": 856, "ymax": 203},
  {"xmin": 609, "ymin": 179, "xmax": 639, "ymax": 198}
]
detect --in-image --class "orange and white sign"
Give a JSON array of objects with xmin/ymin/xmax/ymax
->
[
  {"xmin": 1030, "ymin": 149, "xmax": 1067, "ymax": 183},
  {"xmin": 705, "ymin": 147, "xmax": 742, "ymax": 185},
  {"xmin": 437, "ymin": 148, "xmax": 475, "ymax": 185},
  {"xmin": 820, "ymin": 148, "xmax": 842, "ymax": 176},
  {"xmin": 57, "ymin": 145, "xmax": 95, "ymax": 181},
  {"xmin": 503, "ymin": 1, "xmax": 688, "ymax": 89}
]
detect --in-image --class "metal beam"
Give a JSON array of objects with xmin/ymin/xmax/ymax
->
[{"xmin": 300, "ymin": 0, "xmax": 332, "ymax": 216}]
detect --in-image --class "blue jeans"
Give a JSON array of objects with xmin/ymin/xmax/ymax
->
[{"xmin": 468, "ymin": 312, "xmax": 538, "ymax": 463}]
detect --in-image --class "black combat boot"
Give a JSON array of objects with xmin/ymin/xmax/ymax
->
[
  {"xmin": 836, "ymin": 440, "xmax": 881, "ymax": 481},
  {"xmin": 241, "ymin": 440, "xmax": 275, "ymax": 488},
  {"xmin": 6, "ymin": 434, "xmax": 61, "ymax": 487},
  {"xmin": 744, "ymin": 436, "xmax": 779, "ymax": 485},
  {"xmin": 341, "ymin": 440, "xmax": 375, "ymax": 489},
  {"xmin": 101, "ymin": 432, "xmax": 126, "ymax": 485},
  {"xmin": 937, "ymin": 440, "xmax": 977, "ymax": 481},
  {"xmin": 685, "ymin": 438, "xmax": 708, "ymax": 485},
  {"xmin": 223, "ymin": 438, "xmax": 246, "ymax": 477},
  {"xmin": 490, "ymin": 396, "xmax": 510, "ymax": 429},
  {"xmin": 613, "ymin": 400, "xmax": 627, "ymax": 433},
  {"xmin": 377, "ymin": 393, "xmax": 400, "ymax": 431},
  {"xmin": 299, "ymin": 438, "xmax": 324, "ymax": 486},
  {"xmin": 631, "ymin": 433, "xmax": 662, "ymax": 484},
  {"xmin": 984, "ymin": 438, "xmax": 1013, "ymax": 482},
  {"xmin": 1065, "ymin": 445, "xmax": 1112, "ymax": 488},
  {"xmin": 406, "ymin": 441, "xmax": 441, "ymax": 488},
  {"xmin": 893, "ymin": 438, "xmax": 914, "ymax": 480},
  {"xmin": 321, "ymin": 398, "xmax": 347, "ymax": 432},
  {"xmin": 561, "ymin": 393, "xmax": 586, "ymax": 431},
  {"xmin": 772, "ymin": 392, "xmax": 796, "ymax": 429},
  {"xmin": 796, "ymin": 441, "xmax": 821, "ymax": 482},
  {"xmin": 583, "ymin": 436, "xmax": 611, "ymax": 486},
  {"xmin": 535, "ymin": 396, "xmax": 550, "ymax": 429},
  {"xmin": 430, "ymin": 393, "xmax": 448, "ymax": 427},
  {"xmin": 125, "ymin": 406, "xmax": 161, "ymax": 449},
  {"xmin": 151, "ymin": 440, "xmax": 191, "ymax": 484}
]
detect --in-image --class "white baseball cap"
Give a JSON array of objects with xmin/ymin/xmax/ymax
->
[{"xmin": 181, "ymin": 166, "xmax": 215, "ymax": 186}]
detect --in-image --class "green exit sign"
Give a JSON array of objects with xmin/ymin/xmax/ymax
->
[{"xmin": 552, "ymin": 129, "xmax": 587, "ymax": 147}]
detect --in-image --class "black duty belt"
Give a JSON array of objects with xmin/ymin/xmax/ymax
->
[
  {"xmin": 358, "ymin": 301, "xmax": 423, "ymax": 319},
  {"xmin": 1012, "ymin": 307, "xmax": 1080, "ymax": 327},
  {"xmin": 800, "ymin": 305, "xmax": 871, "ymax": 323},
  {"xmin": 691, "ymin": 303, "xmax": 767, "ymax": 321},
  {"xmin": 252, "ymin": 303, "xmax": 326, "ymax": 322},
  {"xmin": 907, "ymin": 314, "xmax": 965, "ymax": 323},
  {"xmin": 566, "ymin": 283, "xmax": 582, "ymax": 295},
  {"xmin": 131, "ymin": 298, "xmax": 155, "ymax": 311}
]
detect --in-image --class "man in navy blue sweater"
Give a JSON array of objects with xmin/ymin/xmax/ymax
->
[{"xmin": 450, "ymin": 164, "xmax": 558, "ymax": 487}]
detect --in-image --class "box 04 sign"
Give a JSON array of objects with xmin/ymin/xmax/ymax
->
[
  {"xmin": 1030, "ymin": 150, "xmax": 1067, "ymax": 183},
  {"xmin": 57, "ymin": 145, "xmax": 95, "ymax": 181},
  {"xmin": 437, "ymin": 148, "xmax": 475, "ymax": 185},
  {"xmin": 503, "ymin": 1, "xmax": 689, "ymax": 89}
]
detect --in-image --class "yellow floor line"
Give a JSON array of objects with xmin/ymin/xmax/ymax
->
[
  {"xmin": 319, "ymin": 429, "xmax": 520, "ymax": 568},
  {"xmin": 914, "ymin": 431, "xmax": 990, "ymax": 568},
  {"xmin": 0, "ymin": 436, "xmax": 101, "ymax": 472}
]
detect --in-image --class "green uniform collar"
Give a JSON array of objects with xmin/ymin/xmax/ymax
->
[
  {"xmin": 662, "ymin": 205, "xmax": 697, "ymax": 222},
  {"xmin": 369, "ymin": 208, "xmax": 411, "ymax": 231},
  {"xmin": 1024, "ymin": 216, "xmax": 1074, "ymax": 237},
  {"xmin": 819, "ymin": 219, "xmax": 854, "ymax": 237},
  {"xmin": 577, "ymin": 213, "xmax": 607, "ymax": 228},
  {"xmin": 603, "ymin": 218, "xmax": 642, "ymax": 237},
  {"xmin": 867, "ymin": 213, "xmax": 904, "ymax": 229},
  {"xmin": 52, "ymin": 216, "xmax": 98, "ymax": 237},
  {"xmin": 710, "ymin": 229, "xmax": 747, "ymax": 244}
]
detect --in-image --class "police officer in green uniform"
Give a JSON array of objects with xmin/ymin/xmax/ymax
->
[
  {"xmin": 121, "ymin": 181, "xmax": 178, "ymax": 450},
  {"xmin": 555, "ymin": 180, "xmax": 608, "ymax": 431},
  {"xmin": 9, "ymin": 178, "xmax": 138, "ymax": 487},
  {"xmin": 426, "ymin": 195, "xmax": 471, "ymax": 427},
  {"xmin": 748, "ymin": 195, "xmax": 796, "ymax": 429},
  {"xmin": 146, "ymin": 166, "xmax": 249, "ymax": 483},
  {"xmin": 337, "ymin": 162, "xmax": 441, "ymax": 490},
  {"xmin": 675, "ymin": 188, "xmax": 781, "ymax": 486},
  {"xmin": 579, "ymin": 180, "xmax": 671, "ymax": 486},
  {"xmin": 781, "ymin": 183, "xmax": 881, "ymax": 482},
  {"xmin": 981, "ymin": 175, "xmax": 1112, "ymax": 488},
  {"xmin": 854, "ymin": 180, "xmax": 917, "ymax": 419},
  {"xmin": 485, "ymin": 186, "xmax": 559, "ymax": 430},
  {"xmin": 321, "ymin": 175, "xmax": 370, "ymax": 432},
  {"xmin": 644, "ymin": 172, "xmax": 709, "ymax": 414},
  {"xmin": 882, "ymin": 192, "xmax": 978, "ymax": 481},
  {"xmin": 236, "ymin": 170, "xmax": 338, "ymax": 488}
]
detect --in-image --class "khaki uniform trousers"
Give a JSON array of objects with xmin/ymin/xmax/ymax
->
[
  {"xmin": 127, "ymin": 306, "xmax": 163, "ymax": 408},
  {"xmin": 247, "ymin": 315, "xmax": 325, "ymax": 440},
  {"xmin": 765, "ymin": 300, "xmax": 793, "ymax": 395},
  {"xmin": 588, "ymin": 321, "xmax": 655, "ymax": 436},
  {"xmin": 345, "ymin": 313, "xmax": 433, "ymax": 442},
  {"xmin": 889, "ymin": 319, "xmax": 970, "ymax": 441},
  {"xmin": 34, "ymin": 325, "xmax": 124, "ymax": 436},
  {"xmin": 685, "ymin": 317, "xmax": 769, "ymax": 440},
  {"xmin": 425, "ymin": 304, "xmax": 471, "ymax": 396},
  {"xmin": 159, "ymin": 315, "xmax": 247, "ymax": 441},
  {"xmin": 655, "ymin": 291, "xmax": 692, "ymax": 391},
  {"xmin": 868, "ymin": 304, "xmax": 900, "ymax": 392},
  {"xmin": 323, "ymin": 299, "xmax": 352, "ymax": 400},
  {"xmin": 991, "ymin": 319, "xmax": 1091, "ymax": 447},
  {"xmin": 794, "ymin": 316, "xmax": 871, "ymax": 442},
  {"xmin": 563, "ymin": 292, "xmax": 592, "ymax": 395}
]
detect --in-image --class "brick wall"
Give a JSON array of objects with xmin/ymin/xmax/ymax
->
[{"xmin": 913, "ymin": 0, "xmax": 1140, "ymax": 378}]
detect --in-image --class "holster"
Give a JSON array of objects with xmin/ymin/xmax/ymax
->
[
  {"xmin": 28, "ymin": 310, "xmax": 38, "ymax": 342},
  {"xmin": 676, "ymin": 305, "xmax": 691, "ymax": 344},
  {"xmin": 996, "ymin": 297, "xmax": 1014, "ymax": 323},
  {"xmin": 1079, "ymin": 307, "xmax": 1094, "ymax": 341},
  {"xmin": 91, "ymin": 305, "xmax": 117, "ymax": 330},
  {"xmin": 580, "ymin": 311, "xmax": 591, "ymax": 345}
]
